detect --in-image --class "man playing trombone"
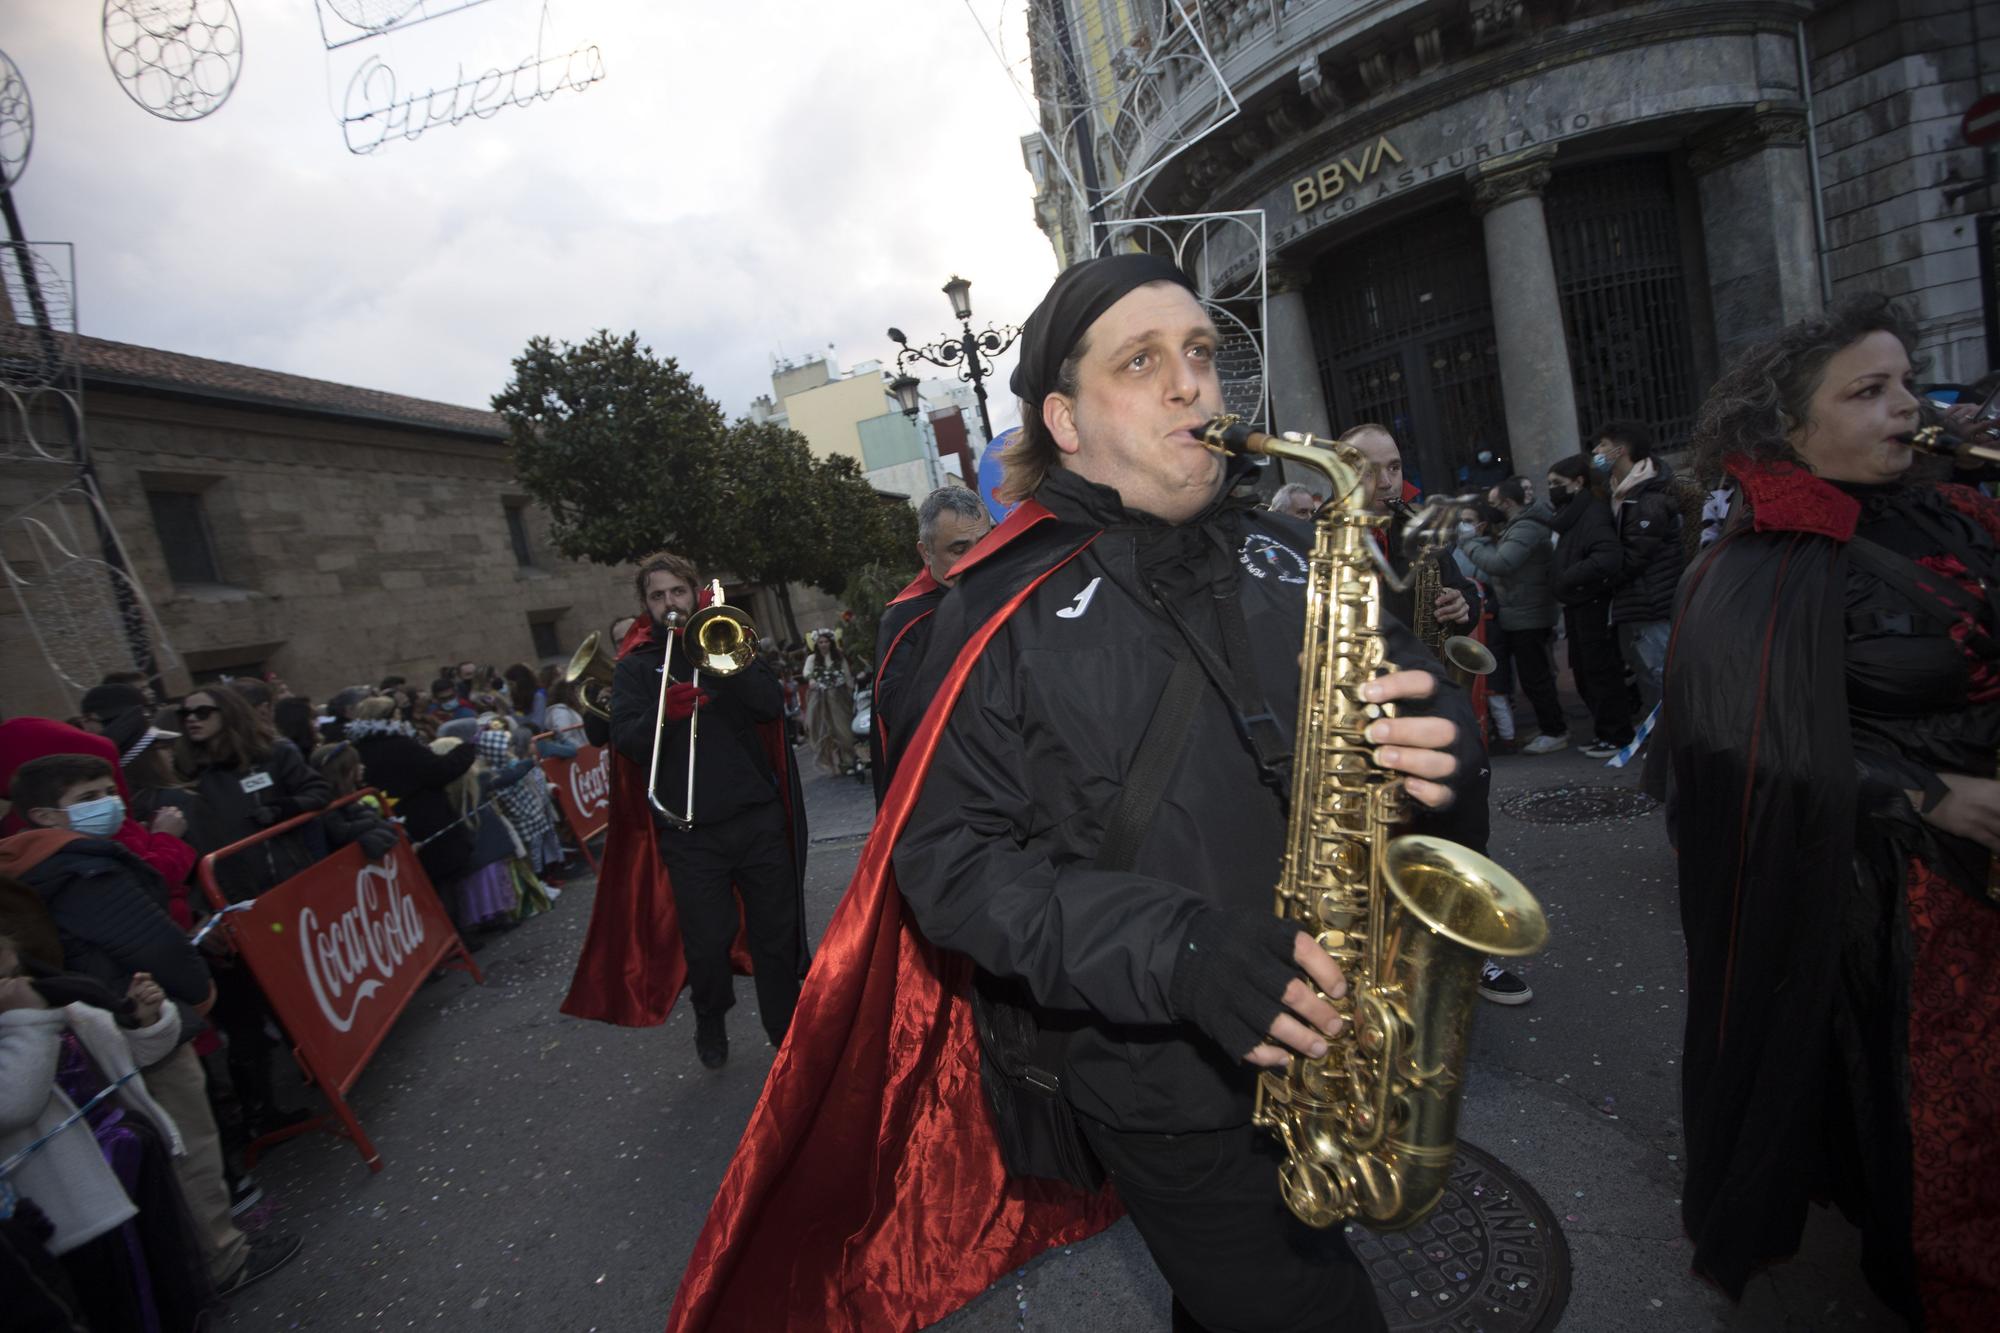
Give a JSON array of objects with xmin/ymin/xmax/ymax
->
[{"xmin": 608, "ymin": 551, "xmax": 805, "ymax": 1069}]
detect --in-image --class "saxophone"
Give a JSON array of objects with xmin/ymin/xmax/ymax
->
[
  {"xmin": 1201, "ymin": 417, "xmax": 1548, "ymax": 1231},
  {"xmin": 1398, "ymin": 506, "xmax": 1497, "ymax": 686}
]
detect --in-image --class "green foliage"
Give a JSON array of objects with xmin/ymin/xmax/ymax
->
[
  {"xmin": 492, "ymin": 331, "xmax": 726, "ymax": 568},
  {"xmin": 495, "ymin": 332, "xmax": 920, "ymax": 603},
  {"xmin": 840, "ymin": 561, "xmax": 917, "ymax": 669}
]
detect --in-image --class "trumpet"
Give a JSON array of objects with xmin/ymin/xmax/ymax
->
[
  {"xmin": 649, "ymin": 580, "xmax": 760, "ymax": 829},
  {"xmin": 563, "ymin": 632, "xmax": 617, "ymax": 722}
]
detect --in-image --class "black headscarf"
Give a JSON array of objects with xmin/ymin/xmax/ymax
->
[{"xmin": 1009, "ymin": 254, "xmax": 1197, "ymax": 409}]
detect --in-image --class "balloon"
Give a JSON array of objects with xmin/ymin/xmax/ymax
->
[{"xmin": 975, "ymin": 427, "xmax": 1020, "ymax": 524}]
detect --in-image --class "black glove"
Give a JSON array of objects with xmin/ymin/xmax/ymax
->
[
  {"xmin": 357, "ymin": 823, "xmax": 400, "ymax": 860},
  {"xmin": 250, "ymin": 803, "xmax": 280, "ymax": 828},
  {"xmin": 1166, "ymin": 907, "xmax": 1307, "ymax": 1061}
]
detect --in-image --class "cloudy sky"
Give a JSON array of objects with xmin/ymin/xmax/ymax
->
[{"xmin": 8, "ymin": 0, "xmax": 1055, "ymax": 428}]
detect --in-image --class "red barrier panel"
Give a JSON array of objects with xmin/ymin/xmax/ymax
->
[
  {"xmin": 197, "ymin": 791, "xmax": 482, "ymax": 1172},
  {"xmin": 538, "ymin": 738, "xmax": 611, "ymax": 872}
]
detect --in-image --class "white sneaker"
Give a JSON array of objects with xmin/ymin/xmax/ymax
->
[{"xmin": 1522, "ymin": 733, "xmax": 1569, "ymax": 755}]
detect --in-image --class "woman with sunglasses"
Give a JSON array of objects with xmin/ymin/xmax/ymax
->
[
  {"xmin": 170, "ymin": 685, "xmax": 330, "ymax": 1141},
  {"xmin": 170, "ymin": 688, "xmax": 330, "ymax": 905}
]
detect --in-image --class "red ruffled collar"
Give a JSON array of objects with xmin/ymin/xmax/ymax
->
[
  {"xmin": 1726, "ymin": 457, "xmax": 1859, "ymax": 542},
  {"xmin": 887, "ymin": 567, "xmax": 941, "ymax": 606}
]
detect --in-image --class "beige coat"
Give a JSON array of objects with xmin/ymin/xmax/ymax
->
[{"xmin": 0, "ymin": 1000, "xmax": 183, "ymax": 1254}]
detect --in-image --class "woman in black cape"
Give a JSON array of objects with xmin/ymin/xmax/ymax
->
[{"xmin": 1666, "ymin": 294, "xmax": 2000, "ymax": 1329}]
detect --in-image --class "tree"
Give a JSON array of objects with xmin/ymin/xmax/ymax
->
[
  {"xmin": 493, "ymin": 331, "xmax": 728, "ymax": 567},
  {"xmin": 710, "ymin": 419, "xmax": 917, "ymax": 643},
  {"xmin": 495, "ymin": 334, "xmax": 918, "ymax": 643}
]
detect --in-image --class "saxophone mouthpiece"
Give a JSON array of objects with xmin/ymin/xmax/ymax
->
[{"xmin": 1198, "ymin": 415, "xmax": 1265, "ymax": 456}]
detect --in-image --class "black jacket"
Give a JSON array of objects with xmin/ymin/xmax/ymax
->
[
  {"xmin": 609, "ymin": 627, "xmax": 786, "ymax": 828},
  {"xmin": 7, "ymin": 834, "xmax": 213, "ymax": 1038},
  {"xmin": 346, "ymin": 720, "xmax": 480, "ymax": 885},
  {"xmin": 1547, "ymin": 488, "xmax": 1624, "ymax": 606},
  {"xmin": 892, "ymin": 464, "xmax": 1486, "ymax": 1134},
  {"xmin": 320, "ymin": 797, "xmax": 401, "ymax": 861},
  {"xmin": 182, "ymin": 740, "xmax": 332, "ymax": 902},
  {"xmin": 870, "ymin": 583, "xmax": 945, "ymax": 803},
  {"xmin": 1610, "ymin": 464, "xmax": 1687, "ymax": 624}
]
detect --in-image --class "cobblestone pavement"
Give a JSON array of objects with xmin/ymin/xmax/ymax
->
[{"xmin": 217, "ymin": 738, "xmax": 1904, "ymax": 1332}]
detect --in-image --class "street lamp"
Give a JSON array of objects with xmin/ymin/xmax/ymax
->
[
  {"xmin": 890, "ymin": 372, "xmax": 923, "ymax": 418},
  {"xmin": 886, "ymin": 274, "xmax": 1021, "ymax": 444}
]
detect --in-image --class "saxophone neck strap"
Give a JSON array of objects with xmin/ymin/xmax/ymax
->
[{"xmin": 1149, "ymin": 555, "xmax": 1294, "ymax": 806}]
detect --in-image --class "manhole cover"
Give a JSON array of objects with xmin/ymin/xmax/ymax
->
[
  {"xmin": 1350, "ymin": 1140, "xmax": 1571, "ymax": 1332},
  {"xmin": 1498, "ymin": 784, "xmax": 1659, "ymax": 826}
]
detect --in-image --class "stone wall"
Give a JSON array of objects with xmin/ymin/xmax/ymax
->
[
  {"xmin": 0, "ymin": 385, "xmax": 638, "ymax": 720},
  {"xmin": 1811, "ymin": 0, "xmax": 1999, "ymax": 381}
]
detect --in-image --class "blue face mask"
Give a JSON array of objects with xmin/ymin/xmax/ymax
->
[
  {"xmin": 1590, "ymin": 452, "xmax": 1613, "ymax": 473},
  {"xmin": 65, "ymin": 793, "xmax": 126, "ymax": 837}
]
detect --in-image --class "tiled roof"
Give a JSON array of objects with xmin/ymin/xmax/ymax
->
[{"xmin": 25, "ymin": 329, "xmax": 506, "ymax": 439}]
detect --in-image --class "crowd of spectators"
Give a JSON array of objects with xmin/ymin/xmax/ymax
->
[{"xmin": 0, "ymin": 657, "xmax": 596, "ymax": 1331}]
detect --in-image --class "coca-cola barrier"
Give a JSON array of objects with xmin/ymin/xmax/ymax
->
[
  {"xmin": 536, "ymin": 736, "xmax": 610, "ymax": 871},
  {"xmin": 197, "ymin": 791, "xmax": 483, "ymax": 1172}
]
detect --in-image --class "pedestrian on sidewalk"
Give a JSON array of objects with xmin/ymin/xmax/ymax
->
[
  {"xmin": 1593, "ymin": 420, "xmax": 1686, "ymax": 713},
  {"xmin": 1458, "ymin": 477, "xmax": 1568, "ymax": 754},
  {"xmin": 1546, "ymin": 454, "xmax": 1635, "ymax": 758}
]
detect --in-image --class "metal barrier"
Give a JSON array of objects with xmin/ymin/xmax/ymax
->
[
  {"xmin": 196, "ymin": 789, "xmax": 482, "ymax": 1172},
  {"xmin": 534, "ymin": 733, "xmax": 610, "ymax": 872}
]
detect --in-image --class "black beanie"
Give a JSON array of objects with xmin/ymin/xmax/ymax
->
[
  {"xmin": 79, "ymin": 683, "xmax": 151, "ymax": 756},
  {"xmin": 1009, "ymin": 253, "xmax": 1197, "ymax": 412}
]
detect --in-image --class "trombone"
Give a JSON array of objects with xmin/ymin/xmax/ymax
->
[{"xmin": 648, "ymin": 579, "xmax": 759, "ymax": 829}]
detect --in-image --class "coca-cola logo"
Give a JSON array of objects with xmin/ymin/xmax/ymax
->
[
  {"xmin": 567, "ymin": 746, "xmax": 609, "ymax": 819},
  {"xmin": 299, "ymin": 855, "xmax": 427, "ymax": 1033}
]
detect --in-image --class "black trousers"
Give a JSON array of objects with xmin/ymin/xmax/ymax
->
[
  {"xmin": 1563, "ymin": 598, "xmax": 1634, "ymax": 745},
  {"xmin": 657, "ymin": 799, "xmax": 802, "ymax": 1041},
  {"xmin": 1501, "ymin": 626, "xmax": 1567, "ymax": 739},
  {"xmin": 1079, "ymin": 1119, "xmax": 1388, "ymax": 1333}
]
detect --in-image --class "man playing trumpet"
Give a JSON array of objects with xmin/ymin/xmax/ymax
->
[{"xmin": 607, "ymin": 552, "xmax": 805, "ymax": 1069}]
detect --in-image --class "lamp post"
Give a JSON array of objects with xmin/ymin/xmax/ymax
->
[{"xmin": 886, "ymin": 274, "xmax": 1021, "ymax": 445}]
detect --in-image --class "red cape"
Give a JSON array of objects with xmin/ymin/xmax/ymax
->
[
  {"xmin": 559, "ymin": 613, "xmax": 787, "ymax": 1027},
  {"xmin": 666, "ymin": 503, "xmax": 1123, "ymax": 1332}
]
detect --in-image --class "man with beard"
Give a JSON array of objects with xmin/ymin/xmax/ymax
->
[{"xmin": 605, "ymin": 553, "xmax": 803, "ymax": 1069}]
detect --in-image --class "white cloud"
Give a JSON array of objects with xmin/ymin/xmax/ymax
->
[{"xmin": 8, "ymin": 0, "xmax": 1052, "ymax": 430}]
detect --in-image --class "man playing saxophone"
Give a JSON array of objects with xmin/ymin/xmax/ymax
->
[
  {"xmin": 887, "ymin": 257, "xmax": 1484, "ymax": 1331},
  {"xmin": 666, "ymin": 256, "xmax": 1486, "ymax": 1333}
]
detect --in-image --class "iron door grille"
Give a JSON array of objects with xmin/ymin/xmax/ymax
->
[
  {"xmin": 1312, "ymin": 210, "xmax": 1495, "ymax": 362},
  {"xmin": 1545, "ymin": 157, "xmax": 1700, "ymax": 449},
  {"xmin": 1310, "ymin": 206, "xmax": 1507, "ymax": 493}
]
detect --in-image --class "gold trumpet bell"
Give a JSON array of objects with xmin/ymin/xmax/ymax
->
[
  {"xmin": 563, "ymin": 631, "xmax": 618, "ymax": 722},
  {"xmin": 682, "ymin": 604, "xmax": 759, "ymax": 675}
]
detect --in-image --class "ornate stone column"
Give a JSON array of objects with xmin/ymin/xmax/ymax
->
[
  {"xmin": 1264, "ymin": 264, "xmax": 1333, "ymax": 441},
  {"xmin": 1690, "ymin": 103, "xmax": 1821, "ymax": 367},
  {"xmin": 1470, "ymin": 144, "xmax": 1581, "ymax": 483}
]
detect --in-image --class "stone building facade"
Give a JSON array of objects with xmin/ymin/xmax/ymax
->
[
  {"xmin": 1, "ymin": 335, "xmax": 644, "ymax": 720},
  {"xmin": 1024, "ymin": 0, "xmax": 1999, "ymax": 491}
]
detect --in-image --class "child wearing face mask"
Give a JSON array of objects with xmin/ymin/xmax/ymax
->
[{"xmin": 0, "ymin": 755, "xmax": 304, "ymax": 1298}]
